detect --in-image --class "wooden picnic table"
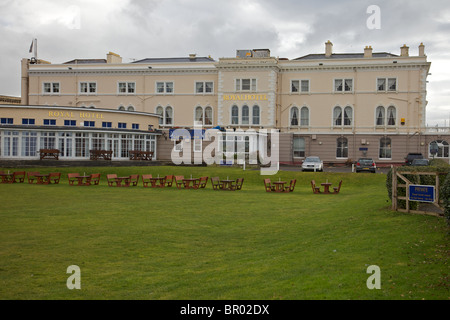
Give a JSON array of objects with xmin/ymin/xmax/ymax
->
[
  {"xmin": 0, "ymin": 172, "xmax": 13, "ymax": 183},
  {"xmin": 90, "ymin": 149, "xmax": 113, "ymax": 160},
  {"xmin": 272, "ymin": 181, "xmax": 287, "ymax": 193},
  {"xmin": 321, "ymin": 182, "xmax": 332, "ymax": 194},
  {"xmin": 220, "ymin": 179, "xmax": 235, "ymax": 191},
  {"xmin": 129, "ymin": 150, "xmax": 154, "ymax": 161},
  {"xmin": 75, "ymin": 175, "xmax": 91, "ymax": 186},
  {"xmin": 35, "ymin": 174, "xmax": 50, "ymax": 185},
  {"xmin": 39, "ymin": 149, "xmax": 60, "ymax": 160},
  {"xmin": 149, "ymin": 177, "xmax": 166, "ymax": 188},
  {"xmin": 115, "ymin": 176, "xmax": 131, "ymax": 187},
  {"xmin": 183, "ymin": 178, "xmax": 199, "ymax": 189}
]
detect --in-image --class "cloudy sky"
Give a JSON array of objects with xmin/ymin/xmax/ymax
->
[{"xmin": 1, "ymin": 0, "xmax": 449, "ymax": 126}]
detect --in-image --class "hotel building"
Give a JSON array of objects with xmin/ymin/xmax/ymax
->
[{"xmin": 1, "ymin": 41, "xmax": 449, "ymax": 163}]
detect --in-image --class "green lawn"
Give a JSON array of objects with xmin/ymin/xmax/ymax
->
[{"xmin": 0, "ymin": 166, "xmax": 448, "ymax": 300}]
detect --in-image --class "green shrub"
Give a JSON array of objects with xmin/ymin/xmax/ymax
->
[{"xmin": 442, "ymin": 173, "xmax": 450, "ymax": 226}]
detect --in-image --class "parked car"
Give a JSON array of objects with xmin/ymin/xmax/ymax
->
[
  {"xmin": 355, "ymin": 158, "xmax": 376, "ymax": 173},
  {"xmin": 405, "ymin": 153, "xmax": 423, "ymax": 165},
  {"xmin": 302, "ymin": 156, "xmax": 323, "ymax": 172},
  {"xmin": 411, "ymin": 158, "xmax": 429, "ymax": 166}
]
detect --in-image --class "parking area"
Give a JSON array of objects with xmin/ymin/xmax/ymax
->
[{"xmin": 280, "ymin": 165, "xmax": 391, "ymax": 174}]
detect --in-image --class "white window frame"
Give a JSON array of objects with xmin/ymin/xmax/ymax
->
[
  {"xmin": 290, "ymin": 79, "xmax": 310, "ymax": 93},
  {"xmin": 379, "ymin": 137, "xmax": 392, "ymax": 160},
  {"xmin": 156, "ymin": 81, "xmax": 174, "ymax": 94},
  {"xmin": 235, "ymin": 78, "xmax": 257, "ymax": 92},
  {"xmin": 195, "ymin": 81, "xmax": 214, "ymax": 94},
  {"xmin": 293, "ymin": 136, "xmax": 305, "ymax": 158},
  {"xmin": 336, "ymin": 137, "xmax": 349, "ymax": 159},
  {"xmin": 333, "ymin": 105, "xmax": 353, "ymax": 127},
  {"xmin": 79, "ymin": 81, "xmax": 97, "ymax": 95},
  {"xmin": 334, "ymin": 78, "xmax": 353, "ymax": 93},
  {"xmin": 43, "ymin": 82, "xmax": 60, "ymax": 95},
  {"xmin": 156, "ymin": 105, "xmax": 174, "ymax": 126},
  {"xmin": 194, "ymin": 106, "xmax": 214, "ymax": 126},
  {"xmin": 377, "ymin": 77, "xmax": 397, "ymax": 92},
  {"xmin": 118, "ymin": 82, "xmax": 136, "ymax": 95},
  {"xmin": 429, "ymin": 140, "xmax": 449, "ymax": 158}
]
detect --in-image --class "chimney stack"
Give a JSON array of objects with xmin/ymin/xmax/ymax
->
[
  {"xmin": 400, "ymin": 44, "xmax": 409, "ymax": 57},
  {"xmin": 107, "ymin": 52, "xmax": 122, "ymax": 64},
  {"xmin": 364, "ymin": 46, "xmax": 373, "ymax": 58},
  {"xmin": 418, "ymin": 43, "xmax": 425, "ymax": 57},
  {"xmin": 325, "ymin": 40, "xmax": 333, "ymax": 58}
]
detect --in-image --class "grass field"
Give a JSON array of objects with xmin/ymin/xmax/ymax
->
[{"xmin": 0, "ymin": 165, "xmax": 448, "ymax": 300}]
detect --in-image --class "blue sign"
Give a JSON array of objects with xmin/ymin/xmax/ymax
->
[
  {"xmin": 408, "ymin": 185, "xmax": 435, "ymax": 203},
  {"xmin": 169, "ymin": 128, "xmax": 205, "ymax": 140}
]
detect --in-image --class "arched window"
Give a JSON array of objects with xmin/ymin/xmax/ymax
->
[
  {"xmin": 333, "ymin": 106, "xmax": 342, "ymax": 126},
  {"xmin": 242, "ymin": 105, "xmax": 249, "ymax": 124},
  {"xmin": 127, "ymin": 105, "xmax": 135, "ymax": 112},
  {"xmin": 165, "ymin": 106, "xmax": 173, "ymax": 125},
  {"xmin": 387, "ymin": 106, "xmax": 396, "ymax": 126},
  {"xmin": 376, "ymin": 106, "xmax": 385, "ymax": 126},
  {"xmin": 205, "ymin": 106, "xmax": 213, "ymax": 125},
  {"xmin": 336, "ymin": 137, "xmax": 348, "ymax": 158},
  {"xmin": 118, "ymin": 105, "xmax": 126, "ymax": 111},
  {"xmin": 300, "ymin": 106, "xmax": 309, "ymax": 126},
  {"xmin": 379, "ymin": 137, "xmax": 392, "ymax": 159},
  {"xmin": 343, "ymin": 106, "xmax": 352, "ymax": 126},
  {"xmin": 290, "ymin": 107, "xmax": 299, "ymax": 126},
  {"xmin": 195, "ymin": 106, "xmax": 203, "ymax": 123},
  {"xmin": 252, "ymin": 105, "xmax": 260, "ymax": 125},
  {"xmin": 429, "ymin": 140, "xmax": 449, "ymax": 158},
  {"xmin": 231, "ymin": 105, "xmax": 239, "ymax": 124},
  {"xmin": 156, "ymin": 106, "xmax": 163, "ymax": 125}
]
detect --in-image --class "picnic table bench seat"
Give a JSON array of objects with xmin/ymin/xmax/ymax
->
[
  {"xmin": 211, "ymin": 177, "xmax": 223, "ymax": 190},
  {"xmin": 49, "ymin": 172, "xmax": 61, "ymax": 184},
  {"xmin": 142, "ymin": 174, "xmax": 153, "ymax": 187},
  {"xmin": 165, "ymin": 175, "xmax": 174, "ymax": 187},
  {"xmin": 333, "ymin": 180, "xmax": 343, "ymax": 194},
  {"xmin": 39, "ymin": 149, "xmax": 60, "ymax": 160},
  {"xmin": 89, "ymin": 173, "xmax": 101, "ymax": 185},
  {"xmin": 284, "ymin": 179, "xmax": 296, "ymax": 192},
  {"xmin": 175, "ymin": 176, "xmax": 184, "ymax": 189},
  {"xmin": 12, "ymin": 171, "xmax": 26, "ymax": 183},
  {"xmin": 311, "ymin": 180, "xmax": 321, "ymax": 194},
  {"xmin": 129, "ymin": 174, "xmax": 140, "ymax": 186},
  {"xmin": 129, "ymin": 150, "xmax": 154, "ymax": 161},
  {"xmin": 90, "ymin": 149, "xmax": 113, "ymax": 161},
  {"xmin": 27, "ymin": 172, "xmax": 40, "ymax": 184}
]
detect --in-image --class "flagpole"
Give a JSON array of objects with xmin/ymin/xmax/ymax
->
[{"xmin": 34, "ymin": 38, "xmax": 37, "ymax": 60}]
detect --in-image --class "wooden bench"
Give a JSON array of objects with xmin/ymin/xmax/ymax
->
[
  {"xmin": 49, "ymin": 172, "xmax": 61, "ymax": 184},
  {"xmin": 210, "ymin": 177, "xmax": 223, "ymax": 190},
  {"xmin": 27, "ymin": 172, "xmax": 40, "ymax": 184},
  {"xmin": 263, "ymin": 178, "xmax": 276, "ymax": 192},
  {"xmin": 333, "ymin": 180, "xmax": 343, "ymax": 194},
  {"xmin": 89, "ymin": 173, "xmax": 101, "ymax": 185},
  {"xmin": 39, "ymin": 149, "xmax": 60, "ymax": 160},
  {"xmin": 311, "ymin": 180, "xmax": 321, "ymax": 194},
  {"xmin": 284, "ymin": 179, "xmax": 296, "ymax": 193},
  {"xmin": 68, "ymin": 173, "xmax": 80, "ymax": 186},
  {"xmin": 90, "ymin": 150, "xmax": 113, "ymax": 160},
  {"xmin": 129, "ymin": 150, "xmax": 154, "ymax": 161},
  {"xmin": 12, "ymin": 171, "xmax": 26, "ymax": 183}
]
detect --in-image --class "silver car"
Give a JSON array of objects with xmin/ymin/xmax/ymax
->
[{"xmin": 302, "ymin": 156, "xmax": 323, "ymax": 172}]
